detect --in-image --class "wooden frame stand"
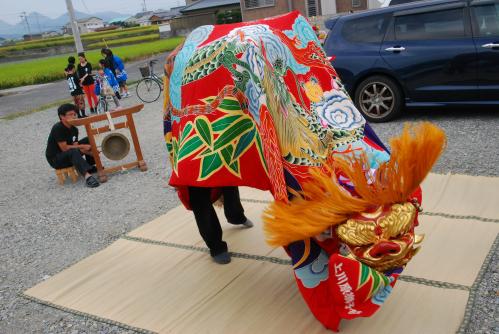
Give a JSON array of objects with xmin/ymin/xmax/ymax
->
[{"xmin": 69, "ymin": 104, "xmax": 147, "ymax": 183}]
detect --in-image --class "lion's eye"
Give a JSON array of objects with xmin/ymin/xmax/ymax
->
[{"xmin": 391, "ymin": 231, "xmax": 405, "ymax": 240}]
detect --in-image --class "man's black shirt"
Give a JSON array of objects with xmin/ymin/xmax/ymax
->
[{"xmin": 45, "ymin": 122, "xmax": 78, "ymax": 162}]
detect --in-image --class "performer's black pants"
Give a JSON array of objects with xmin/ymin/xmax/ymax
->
[
  {"xmin": 188, "ymin": 186, "xmax": 247, "ymax": 257},
  {"xmin": 48, "ymin": 137, "xmax": 95, "ymax": 175}
]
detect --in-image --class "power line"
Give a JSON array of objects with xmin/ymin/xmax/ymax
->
[
  {"xmin": 80, "ymin": 0, "xmax": 91, "ymax": 14},
  {"xmin": 19, "ymin": 12, "xmax": 32, "ymax": 38},
  {"xmin": 34, "ymin": 12, "xmax": 42, "ymax": 34}
]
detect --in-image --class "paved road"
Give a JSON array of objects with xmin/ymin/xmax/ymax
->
[{"xmin": 0, "ymin": 52, "xmax": 169, "ymax": 118}]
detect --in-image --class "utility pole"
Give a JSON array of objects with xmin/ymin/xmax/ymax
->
[
  {"xmin": 142, "ymin": 0, "xmax": 147, "ymax": 12},
  {"xmin": 20, "ymin": 12, "xmax": 32, "ymax": 39},
  {"xmin": 65, "ymin": 0, "xmax": 84, "ymax": 53}
]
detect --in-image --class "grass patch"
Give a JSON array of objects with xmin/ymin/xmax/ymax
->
[
  {"xmin": 86, "ymin": 33, "xmax": 159, "ymax": 49},
  {"xmin": 82, "ymin": 26, "xmax": 158, "ymax": 43},
  {"xmin": 81, "ymin": 25, "xmax": 157, "ymax": 37},
  {"xmin": 0, "ymin": 37, "xmax": 183, "ymax": 90},
  {"xmin": 1, "ymin": 39, "xmax": 73, "ymax": 52}
]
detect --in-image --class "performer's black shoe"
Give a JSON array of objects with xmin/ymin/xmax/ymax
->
[
  {"xmin": 228, "ymin": 218, "xmax": 253, "ymax": 228},
  {"xmin": 242, "ymin": 219, "xmax": 254, "ymax": 228},
  {"xmin": 212, "ymin": 251, "xmax": 231, "ymax": 264}
]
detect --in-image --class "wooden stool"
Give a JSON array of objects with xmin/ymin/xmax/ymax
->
[{"xmin": 55, "ymin": 167, "xmax": 79, "ymax": 185}]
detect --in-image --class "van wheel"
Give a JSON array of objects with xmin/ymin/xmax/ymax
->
[{"xmin": 354, "ymin": 76, "xmax": 403, "ymax": 122}]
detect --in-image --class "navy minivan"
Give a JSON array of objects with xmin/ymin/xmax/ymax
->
[{"xmin": 324, "ymin": 0, "xmax": 499, "ymax": 122}]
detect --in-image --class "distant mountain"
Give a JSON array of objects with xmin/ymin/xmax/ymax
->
[
  {"xmin": 0, "ymin": 19, "xmax": 17, "ymax": 38},
  {"xmin": 0, "ymin": 33, "xmax": 23, "ymax": 40},
  {"xmin": 0, "ymin": 20, "xmax": 12, "ymax": 30},
  {"xmin": 0, "ymin": 10, "xmax": 131, "ymax": 39},
  {"xmin": 23, "ymin": 12, "xmax": 61, "ymax": 32}
]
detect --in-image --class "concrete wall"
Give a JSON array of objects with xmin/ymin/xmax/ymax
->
[
  {"xmin": 0, "ymin": 45, "xmax": 77, "ymax": 64},
  {"xmin": 171, "ymin": 12, "xmax": 217, "ymax": 36},
  {"xmin": 321, "ymin": 0, "xmax": 337, "ymax": 15},
  {"xmin": 369, "ymin": 0, "xmax": 384, "ymax": 9}
]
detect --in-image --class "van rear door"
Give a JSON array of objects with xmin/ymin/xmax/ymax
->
[{"xmin": 380, "ymin": 3, "xmax": 479, "ymax": 103}]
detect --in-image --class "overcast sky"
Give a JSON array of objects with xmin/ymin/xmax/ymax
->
[{"xmin": 0, "ymin": 0, "xmax": 185, "ymax": 24}]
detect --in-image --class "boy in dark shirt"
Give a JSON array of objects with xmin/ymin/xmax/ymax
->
[
  {"xmin": 66, "ymin": 64, "xmax": 87, "ymax": 118},
  {"xmin": 46, "ymin": 103, "xmax": 99, "ymax": 188}
]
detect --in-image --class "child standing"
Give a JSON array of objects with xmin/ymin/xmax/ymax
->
[
  {"xmin": 101, "ymin": 48, "xmax": 130, "ymax": 97},
  {"xmin": 94, "ymin": 59, "xmax": 121, "ymax": 110},
  {"xmin": 77, "ymin": 52, "xmax": 99, "ymax": 113},
  {"xmin": 65, "ymin": 64, "xmax": 87, "ymax": 118}
]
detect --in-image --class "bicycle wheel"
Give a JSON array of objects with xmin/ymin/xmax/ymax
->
[
  {"xmin": 97, "ymin": 97, "xmax": 108, "ymax": 114},
  {"xmin": 136, "ymin": 78, "xmax": 162, "ymax": 103}
]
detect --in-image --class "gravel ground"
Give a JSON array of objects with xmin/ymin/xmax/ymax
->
[{"xmin": 0, "ymin": 100, "xmax": 497, "ymax": 333}]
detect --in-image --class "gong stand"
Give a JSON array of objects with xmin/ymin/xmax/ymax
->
[{"xmin": 68, "ymin": 104, "xmax": 147, "ymax": 183}]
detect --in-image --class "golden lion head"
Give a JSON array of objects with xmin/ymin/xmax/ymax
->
[
  {"xmin": 263, "ymin": 122, "xmax": 446, "ymax": 272},
  {"xmin": 336, "ymin": 202, "xmax": 424, "ymax": 272}
]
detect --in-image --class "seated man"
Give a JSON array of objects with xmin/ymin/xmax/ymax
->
[{"xmin": 45, "ymin": 103, "xmax": 100, "ymax": 188}]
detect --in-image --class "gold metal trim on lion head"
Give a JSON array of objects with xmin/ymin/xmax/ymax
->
[
  {"xmin": 335, "ymin": 202, "xmax": 422, "ymax": 272},
  {"xmin": 336, "ymin": 202, "xmax": 416, "ymax": 246}
]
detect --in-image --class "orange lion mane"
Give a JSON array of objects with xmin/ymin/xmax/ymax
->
[{"xmin": 263, "ymin": 122, "xmax": 446, "ymax": 247}]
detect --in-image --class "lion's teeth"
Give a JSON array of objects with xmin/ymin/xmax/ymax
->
[{"xmin": 414, "ymin": 234, "xmax": 425, "ymax": 245}]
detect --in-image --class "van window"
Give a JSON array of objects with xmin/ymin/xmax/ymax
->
[
  {"xmin": 342, "ymin": 15, "xmax": 389, "ymax": 43},
  {"xmin": 395, "ymin": 8, "xmax": 465, "ymax": 40},
  {"xmin": 472, "ymin": 4, "xmax": 499, "ymax": 37}
]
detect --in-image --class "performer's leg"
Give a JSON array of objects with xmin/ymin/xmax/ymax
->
[
  {"xmin": 221, "ymin": 187, "xmax": 248, "ymax": 225},
  {"xmin": 188, "ymin": 186, "xmax": 228, "ymax": 257}
]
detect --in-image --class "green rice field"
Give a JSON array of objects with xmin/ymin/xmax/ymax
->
[
  {"xmin": 86, "ymin": 33, "xmax": 160, "ymax": 49},
  {"xmin": 0, "ymin": 26, "xmax": 159, "ymax": 53},
  {"xmin": 0, "ymin": 37, "xmax": 183, "ymax": 90}
]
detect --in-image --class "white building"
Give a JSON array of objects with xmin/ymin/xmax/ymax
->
[{"xmin": 63, "ymin": 17, "xmax": 105, "ymax": 35}]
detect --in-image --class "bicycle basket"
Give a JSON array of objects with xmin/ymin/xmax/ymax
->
[{"xmin": 139, "ymin": 66, "xmax": 150, "ymax": 78}]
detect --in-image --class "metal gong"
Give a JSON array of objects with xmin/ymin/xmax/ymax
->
[{"xmin": 101, "ymin": 132, "xmax": 131, "ymax": 161}]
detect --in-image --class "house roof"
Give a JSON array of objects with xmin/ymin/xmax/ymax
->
[
  {"xmin": 133, "ymin": 11, "xmax": 154, "ymax": 19},
  {"xmin": 78, "ymin": 16, "xmax": 103, "ymax": 23},
  {"xmin": 150, "ymin": 10, "xmax": 179, "ymax": 20},
  {"xmin": 180, "ymin": 0, "xmax": 240, "ymax": 13},
  {"xmin": 125, "ymin": 11, "xmax": 154, "ymax": 23},
  {"xmin": 64, "ymin": 16, "xmax": 103, "ymax": 27},
  {"xmin": 108, "ymin": 17, "xmax": 131, "ymax": 24}
]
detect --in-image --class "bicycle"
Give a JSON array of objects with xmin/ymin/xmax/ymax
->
[
  {"xmin": 94, "ymin": 74, "xmax": 113, "ymax": 114},
  {"xmin": 96, "ymin": 94, "xmax": 112, "ymax": 114},
  {"xmin": 136, "ymin": 60, "xmax": 163, "ymax": 103}
]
